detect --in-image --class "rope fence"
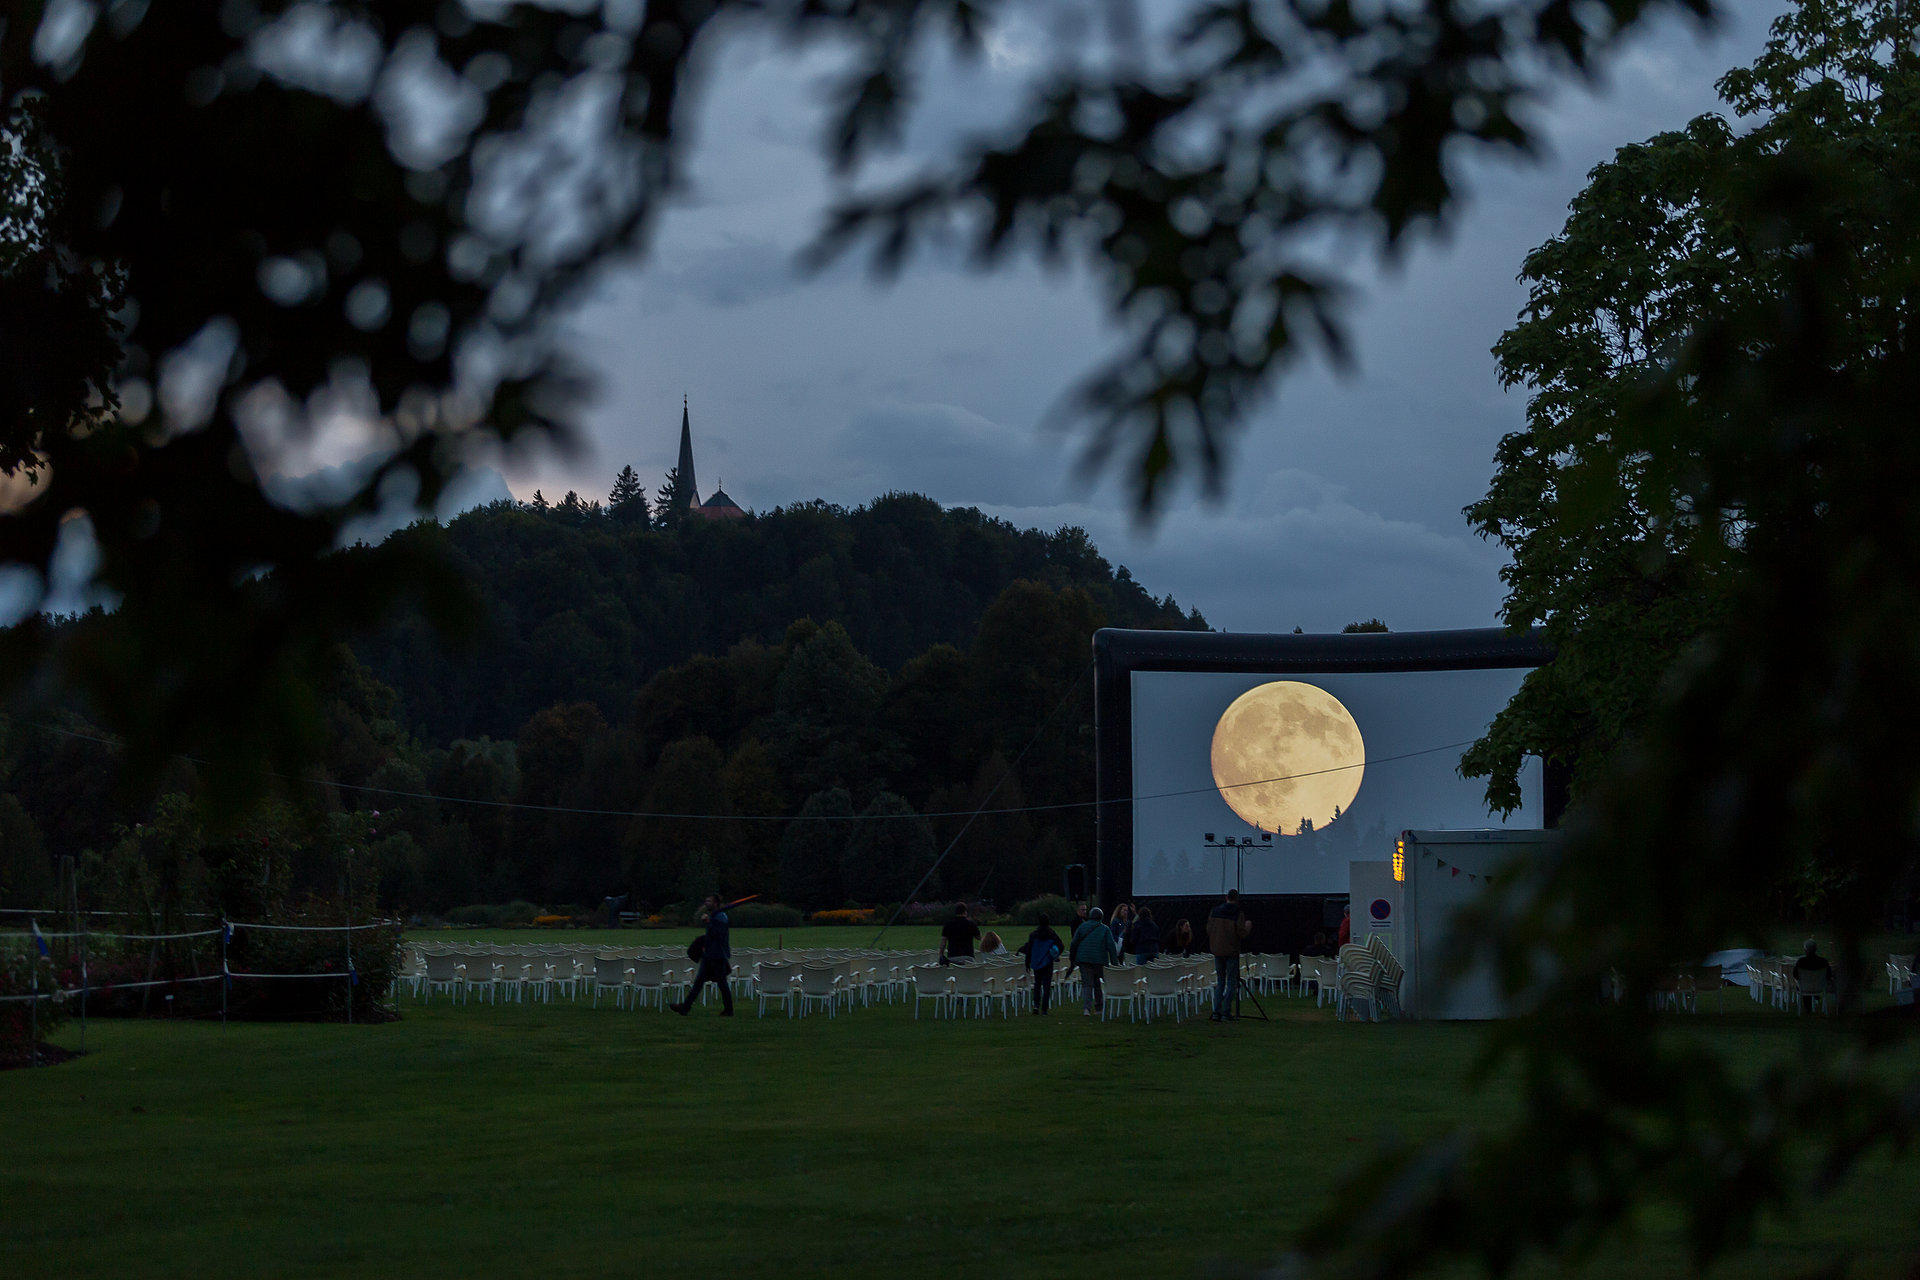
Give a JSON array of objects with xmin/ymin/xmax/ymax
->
[{"xmin": 3, "ymin": 918, "xmax": 401, "ymax": 1033}]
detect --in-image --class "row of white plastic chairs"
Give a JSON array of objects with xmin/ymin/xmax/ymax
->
[{"xmin": 397, "ymin": 946, "xmax": 1310, "ymax": 1022}]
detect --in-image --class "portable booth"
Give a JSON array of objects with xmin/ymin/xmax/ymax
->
[{"xmin": 1397, "ymin": 828, "xmax": 1559, "ymax": 1019}]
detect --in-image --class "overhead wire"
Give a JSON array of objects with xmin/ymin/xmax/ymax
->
[{"xmin": 34, "ymin": 722, "xmax": 1479, "ymax": 824}]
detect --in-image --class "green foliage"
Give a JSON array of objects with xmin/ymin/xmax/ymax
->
[
  {"xmin": 778, "ymin": 789, "xmax": 854, "ymax": 909},
  {"xmin": 1340, "ymin": 619, "xmax": 1389, "ymax": 633},
  {"xmin": 841, "ymin": 792, "xmax": 934, "ymax": 904},
  {"xmin": 0, "ymin": 791, "xmax": 52, "ymax": 908},
  {"xmin": 1309, "ymin": 6, "xmax": 1920, "ymax": 1277},
  {"xmin": 358, "ymin": 492, "xmax": 1200, "ymax": 743},
  {"xmin": 607, "ymin": 465, "xmax": 649, "ymax": 528},
  {"xmin": 724, "ymin": 902, "xmax": 805, "ymax": 929},
  {"xmin": 0, "ymin": 941, "xmax": 66, "ymax": 1052},
  {"xmin": 1, "ymin": 0, "xmax": 1695, "ymax": 808},
  {"xmin": 1012, "ymin": 894, "xmax": 1079, "ymax": 925},
  {"xmin": 446, "ymin": 902, "xmax": 539, "ymax": 928},
  {"xmin": 654, "ymin": 467, "xmax": 691, "ymax": 526}
]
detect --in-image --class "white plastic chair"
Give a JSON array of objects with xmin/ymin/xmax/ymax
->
[
  {"xmin": 797, "ymin": 965, "xmax": 842, "ymax": 1018},
  {"xmin": 629, "ymin": 958, "xmax": 670, "ymax": 1011},
  {"xmin": 947, "ymin": 964, "xmax": 997, "ymax": 1018},
  {"xmin": 590, "ymin": 955, "xmax": 629, "ymax": 1008},
  {"xmin": 1140, "ymin": 965, "xmax": 1187, "ymax": 1023},
  {"xmin": 495, "ymin": 956, "xmax": 529, "ymax": 1004},
  {"xmin": 911, "ymin": 967, "xmax": 951, "ymax": 1019},
  {"xmin": 421, "ymin": 952, "xmax": 460, "ymax": 1003},
  {"xmin": 455, "ymin": 953, "xmax": 497, "ymax": 1005},
  {"xmin": 756, "ymin": 962, "xmax": 800, "ymax": 1017}
]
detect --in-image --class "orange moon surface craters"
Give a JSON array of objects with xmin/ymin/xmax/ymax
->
[{"xmin": 1209, "ymin": 682, "xmax": 1365, "ymax": 834}]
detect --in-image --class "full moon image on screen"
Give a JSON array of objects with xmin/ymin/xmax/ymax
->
[
  {"xmin": 1210, "ymin": 682, "xmax": 1365, "ymax": 834},
  {"xmin": 1131, "ymin": 667, "xmax": 1542, "ymax": 896}
]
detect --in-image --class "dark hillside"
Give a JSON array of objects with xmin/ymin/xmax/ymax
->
[{"xmin": 357, "ymin": 492, "xmax": 1204, "ymax": 742}]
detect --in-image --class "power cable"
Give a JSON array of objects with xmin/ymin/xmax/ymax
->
[
  {"xmin": 869, "ymin": 662, "xmax": 1093, "ymax": 947},
  {"xmin": 34, "ymin": 722, "xmax": 1478, "ymax": 824}
]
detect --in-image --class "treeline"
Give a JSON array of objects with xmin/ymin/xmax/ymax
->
[
  {"xmin": 356, "ymin": 489, "xmax": 1203, "ymax": 742},
  {"xmin": 1, "ymin": 492, "xmax": 1207, "ymax": 916}
]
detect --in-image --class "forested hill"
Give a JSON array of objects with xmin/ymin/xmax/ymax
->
[
  {"xmin": 358, "ymin": 491, "xmax": 1207, "ymax": 743},
  {"xmin": 0, "ymin": 491, "xmax": 1207, "ymax": 917}
]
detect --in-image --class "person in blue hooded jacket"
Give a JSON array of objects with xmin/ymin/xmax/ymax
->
[
  {"xmin": 671, "ymin": 895, "xmax": 733, "ymax": 1016},
  {"xmin": 1017, "ymin": 916, "xmax": 1065, "ymax": 1014}
]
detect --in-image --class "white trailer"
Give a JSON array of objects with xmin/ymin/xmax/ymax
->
[{"xmin": 1397, "ymin": 828, "xmax": 1558, "ymax": 1019}]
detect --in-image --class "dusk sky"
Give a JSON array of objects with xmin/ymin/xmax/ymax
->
[
  {"xmin": 4, "ymin": 5, "xmax": 1782, "ymax": 631},
  {"xmin": 464, "ymin": 3, "xmax": 1785, "ymax": 636}
]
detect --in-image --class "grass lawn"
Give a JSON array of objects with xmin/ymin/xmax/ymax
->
[{"xmin": 8, "ymin": 992, "xmax": 1917, "ymax": 1279}]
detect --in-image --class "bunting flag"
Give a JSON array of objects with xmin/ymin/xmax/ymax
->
[
  {"xmin": 1451, "ymin": 867, "xmax": 1461, "ymax": 878},
  {"xmin": 30, "ymin": 919, "xmax": 50, "ymax": 958}
]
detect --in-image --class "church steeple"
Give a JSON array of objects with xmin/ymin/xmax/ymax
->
[{"xmin": 676, "ymin": 395, "xmax": 700, "ymax": 506}]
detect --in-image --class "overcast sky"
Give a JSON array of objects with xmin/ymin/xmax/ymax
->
[{"xmin": 480, "ymin": 4, "xmax": 1784, "ymax": 636}]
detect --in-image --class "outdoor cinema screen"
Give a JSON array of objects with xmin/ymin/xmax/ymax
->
[{"xmin": 1128, "ymin": 664, "xmax": 1543, "ymax": 898}]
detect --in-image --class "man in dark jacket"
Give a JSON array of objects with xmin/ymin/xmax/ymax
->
[
  {"xmin": 1206, "ymin": 890, "xmax": 1252, "ymax": 1021},
  {"xmin": 672, "ymin": 895, "xmax": 733, "ymax": 1016}
]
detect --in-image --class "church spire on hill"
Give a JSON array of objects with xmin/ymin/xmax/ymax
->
[
  {"xmin": 672, "ymin": 397, "xmax": 747, "ymax": 521},
  {"xmin": 677, "ymin": 394, "xmax": 700, "ymax": 506}
]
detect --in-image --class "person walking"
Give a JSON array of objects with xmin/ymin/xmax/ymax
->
[
  {"xmin": 671, "ymin": 894, "xmax": 734, "ymax": 1016},
  {"xmin": 1070, "ymin": 907, "xmax": 1121, "ymax": 1016},
  {"xmin": 1206, "ymin": 890, "xmax": 1252, "ymax": 1022},
  {"xmin": 1017, "ymin": 916, "xmax": 1065, "ymax": 1014}
]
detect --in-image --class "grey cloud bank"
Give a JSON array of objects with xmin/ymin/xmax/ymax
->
[{"xmin": 513, "ymin": 6, "xmax": 1785, "ymax": 634}]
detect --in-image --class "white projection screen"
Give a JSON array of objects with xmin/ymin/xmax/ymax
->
[{"xmin": 1092, "ymin": 628, "xmax": 1552, "ymax": 905}]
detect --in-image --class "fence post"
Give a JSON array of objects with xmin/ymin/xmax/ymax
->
[
  {"xmin": 220, "ymin": 921, "xmax": 229, "ymax": 1028},
  {"xmin": 70, "ymin": 859, "xmax": 87, "ymax": 1054}
]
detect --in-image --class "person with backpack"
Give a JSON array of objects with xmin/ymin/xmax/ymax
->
[
  {"xmin": 1070, "ymin": 907, "xmax": 1122, "ymax": 1016},
  {"xmin": 1017, "ymin": 916, "xmax": 1065, "ymax": 1014},
  {"xmin": 670, "ymin": 894, "xmax": 733, "ymax": 1016}
]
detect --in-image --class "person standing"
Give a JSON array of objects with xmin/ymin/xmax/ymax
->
[
  {"xmin": 1207, "ymin": 890, "xmax": 1252, "ymax": 1022},
  {"xmin": 1109, "ymin": 903, "xmax": 1133, "ymax": 959},
  {"xmin": 1336, "ymin": 906, "xmax": 1352, "ymax": 948},
  {"xmin": 1070, "ymin": 907, "xmax": 1121, "ymax": 1015},
  {"xmin": 671, "ymin": 894, "xmax": 734, "ymax": 1016},
  {"xmin": 1018, "ymin": 916, "xmax": 1065, "ymax": 1014},
  {"xmin": 940, "ymin": 903, "xmax": 982, "ymax": 964},
  {"xmin": 1128, "ymin": 905, "xmax": 1161, "ymax": 966}
]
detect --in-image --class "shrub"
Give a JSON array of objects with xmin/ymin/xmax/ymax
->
[
  {"xmin": 446, "ymin": 901, "xmax": 540, "ymax": 927},
  {"xmin": 1013, "ymin": 894, "xmax": 1079, "ymax": 925},
  {"xmin": 726, "ymin": 902, "xmax": 804, "ymax": 929},
  {"xmin": 531, "ymin": 914, "xmax": 571, "ymax": 927},
  {"xmin": 810, "ymin": 908, "xmax": 875, "ymax": 925},
  {"xmin": 0, "ymin": 942, "xmax": 66, "ymax": 1056},
  {"xmin": 224, "ymin": 915, "xmax": 403, "ymax": 1021}
]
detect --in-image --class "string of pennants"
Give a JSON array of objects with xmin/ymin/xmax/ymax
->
[{"xmin": 1418, "ymin": 847, "xmax": 1508, "ymax": 886}]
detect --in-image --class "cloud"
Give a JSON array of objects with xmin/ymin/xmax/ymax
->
[
  {"xmin": 974, "ymin": 483, "xmax": 1509, "ymax": 635},
  {"xmin": 826, "ymin": 400, "xmax": 1071, "ymax": 508}
]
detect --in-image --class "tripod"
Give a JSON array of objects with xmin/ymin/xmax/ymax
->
[{"xmin": 1216, "ymin": 955, "xmax": 1270, "ymax": 1022}]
